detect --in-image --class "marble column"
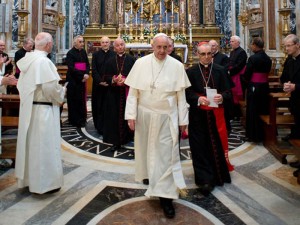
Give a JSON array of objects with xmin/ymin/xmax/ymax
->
[
  {"xmin": 105, "ymin": 0, "xmax": 117, "ymax": 27},
  {"xmin": 89, "ymin": 0, "xmax": 101, "ymax": 27},
  {"xmin": 188, "ymin": 0, "xmax": 200, "ymax": 26},
  {"xmin": 204, "ymin": 0, "xmax": 215, "ymax": 26}
]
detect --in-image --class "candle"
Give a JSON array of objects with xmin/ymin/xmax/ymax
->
[
  {"xmin": 119, "ymin": 1, "xmax": 122, "ymax": 14},
  {"xmin": 181, "ymin": 2, "xmax": 184, "ymax": 14},
  {"xmin": 188, "ymin": 14, "xmax": 191, "ymax": 23},
  {"xmin": 160, "ymin": 1, "xmax": 162, "ymax": 15},
  {"xmin": 172, "ymin": 1, "xmax": 174, "ymax": 15},
  {"xmin": 189, "ymin": 25, "xmax": 192, "ymax": 44},
  {"xmin": 131, "ymin": 2, "xmax": 133, "ymax": 14},
  {"xmin": 136, "ymin": 12, "xmax": 138, "ymax": 25},
  {"xmin": 166, "ymin": 11, "xmax": 168, "ymax": 24},
  {"xmin": 141, "ymin": 1, "xmax": 143, "ymax": 13}
]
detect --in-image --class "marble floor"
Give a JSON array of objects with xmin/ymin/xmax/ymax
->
[{"xmin": 0, "ymin": 108, "xmax": 300, "ymax": 225}]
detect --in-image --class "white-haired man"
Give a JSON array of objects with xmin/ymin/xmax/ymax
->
[
  {"xmin": 66, "ymin": 35, "xmax": 90, "ymax": 128},
  {"xmin": 125, "ymin": 33, "xmax": 190, "ymax": 218},
  {"xmin": 229, "ymin": 35, "xmax": 247, "ymax": 119},
  {"xmin": 15, "ymin": 32, "xmax": 66, "ymax": 194}
]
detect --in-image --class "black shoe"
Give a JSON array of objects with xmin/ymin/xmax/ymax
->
[
  {"xmin": 44, "ymin": 188, "xmax": 61, "ymax": 194},
  {"xmin": 290, "ymin": 161, "xmax": 300, "ymax": 168},
  {"xmin": 282, "ymin": 134, "xmax": 291, "ymax": 142},
  {"xmin": 159, "ymin": 197, "xmax": 175, "ymax": 219},
  {"xmin": 143, "ymin": 179, "xmax": 149, "ymax": 185},
  {"xmin": 293, "ymin": 169, "xmax": 300, "ymax": 177},
  {"xmin": 198, "ymin": 183, "xmax": 214, "ymax": 197}
]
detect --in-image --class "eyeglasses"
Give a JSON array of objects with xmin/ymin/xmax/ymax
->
[
  {"xmin": 284, "ymin": 43, "xmax": 297, "ymax": 48},
  {"xmin": 198, "ymin": 52, "xmax": 212, "ymax": 57}
]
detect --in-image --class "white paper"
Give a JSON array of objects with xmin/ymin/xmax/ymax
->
[{"xmin": 206, "ymin": 88, "xmax": 218, "ymax": 108}]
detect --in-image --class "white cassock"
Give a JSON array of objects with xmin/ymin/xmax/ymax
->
[
  {"xmin": 125, "ymin": 54, "xmax": 190, "ymax": 199},
  {"xmin": 15, "ymin": 50, "xmax": 65, "ymax": 194}
]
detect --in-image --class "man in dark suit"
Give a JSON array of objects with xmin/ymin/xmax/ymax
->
[
  {"xmin": 229, "ymin": 35, "xmax": 247, "ymax": 119},
  {"xmin": 91, "ymin": 36, "xmax": 116, "ymax": 134},
  {"xmin": 14, "ymin": 38, "xmax": 34, "ymax": 78},
  {"xmin": 167, "ymin": 37, "xmax": 182, "ymax": 62},
  {"xmin": 209, "ymin": 39, "xmax": 233, "ymax": 132},
  {"xmin": 243, "ymin": 37, "xmax": 272, "ymax": 142},
  {"xmin": 281, "ymin": 34, "xmax": 300, "ymax": 177}
]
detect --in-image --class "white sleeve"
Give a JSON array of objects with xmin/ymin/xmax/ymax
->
[
  {"xmin": 42, "ymin": 80, "xmax": 65, "ymax": 105},
  {"xmin": 177, "ymin": 89, "xmax": 189, "ymax": 126},
  {"xmin": 0, "ymin": 76, "xmax": 3, "ymax": 85},
  {"xmin": 125, "ymin": 87, "xmax": 138, "ymax": 120}
]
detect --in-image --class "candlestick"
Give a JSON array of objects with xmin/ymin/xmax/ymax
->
[{"xmin": 172, "ymin": 1, "xmax": 174, "ymax": 15}]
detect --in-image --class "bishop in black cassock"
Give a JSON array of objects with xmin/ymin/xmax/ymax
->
[
  {"xmin": 66, "ymin": 36, "xmax": 90, "ymax": 127},
  {"xmin": 102, "ymin": 38, "xmax": 135, "ymax": 149}
]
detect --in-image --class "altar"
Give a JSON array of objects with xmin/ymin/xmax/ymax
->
[
  {"xmin": 126, "ymin": 43, "xmax": 188, "ymax": 63},
  {"xmin": 84, "ymin": 0, "xmax": 224, "ymax": 65}
]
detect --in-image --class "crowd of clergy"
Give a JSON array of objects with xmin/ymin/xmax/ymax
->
[{"xmin": 0, "ymin": 31, "xmax": 299, "ymax": 219}]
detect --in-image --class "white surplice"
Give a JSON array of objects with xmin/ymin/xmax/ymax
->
[
  {"xmin": 125, "ymin": 54, "xmax": 190, "ymax": 199},
  {"xmin": 15, "ymin": 50, "xmax": 65, "ymax": 194}
]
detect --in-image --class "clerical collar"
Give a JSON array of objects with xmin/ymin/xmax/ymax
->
[
  {"xmin": 199, "ymin": 62, "xmax": 211, "ymax": 68},
  {"xmin": 212, "ymin": 51, "xmax": 219, "ymax": 56},
  {"xmin": 292, "ymin": 52, "xmax": 300, "ymax": 60},
  {"xmin": 117, "ymin": 53, "xmax": 125, "ymax": 57}
]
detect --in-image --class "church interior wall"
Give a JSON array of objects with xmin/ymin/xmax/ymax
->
[{"xmin": 0, "ymin": 0, "xmax": 298, "ymax": 67}]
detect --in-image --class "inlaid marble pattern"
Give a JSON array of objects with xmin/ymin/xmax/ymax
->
[
  {"xmin": 61, "ymin": 111, "xmax": 245, "ymax": 161},
  {"xmin": 0, "ymin": 106, "xmax": 300, "ymax": 224}
]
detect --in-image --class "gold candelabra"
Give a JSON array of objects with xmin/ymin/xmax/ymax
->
[
  {"xmin": 170, "ymin": 15, "xmax": 175, "ymax": 39},
  {"xmin": 118, "ymin": 15, "xmax": 122, "ymax": 37},
  {"xmin": 181, "ymin": 13, "xmax": 186, "ymax": 36},
  {"xmin": 188, "ymin": 23, "xmax": 193, "ymax": 67},
  {"xmin": 139, "ymin": 14, "xmax": 145, "ymax": 42},
  {"xmin": 238, "ymin": 8, "xmax": 249, "ymax": 48},
  {"xmin": 135, "ymin": 13, "xmax": 139, "ymax": 42},
  {"xmin": 16, "ymin": 0, "xmax": 30, "ymax": 48},
  {"xmin": 129, "ymin": 14, "xmax": 134, "ymax": 41},
  {"xmin": 278, "ymin": 0, "xmax": 293, "ymax": 37},
  {"xmin": 159, "ymin": 14, "xmax": 163, "ymax": 33}
]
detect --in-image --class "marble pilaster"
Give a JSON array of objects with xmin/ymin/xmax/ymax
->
[
  {"xmin": 204, "ymin": 0, "xmax": 216, "ymax": 26},
  {"xmin": 88, "ymin": 0, "xmax": 100, "ymax": 27},
  {"xmin": 188, "ymin": 0, "xmax": 200, "ymax": 26},
  {"xmin": 104, "ymin": 0, "xmax": 117, "ymax": 27}
]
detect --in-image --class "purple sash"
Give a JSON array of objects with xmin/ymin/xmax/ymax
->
[
  {"xmin": 74, "ymin": 62, "xmax": 86, "ymax": 71},
  {"xmin": 251, "ymin": 72, "xmax": 268, "ymax": 83},
  {"xmin": 231, "ymin": 66, "xmax": 246, "ymax": 104}
]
